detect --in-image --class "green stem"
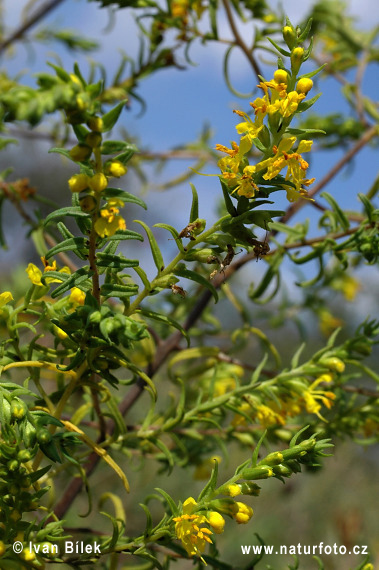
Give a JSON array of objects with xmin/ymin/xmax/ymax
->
[{"xmin": 127, "ymin": 215, "xmax": 230, "ymax": 315}]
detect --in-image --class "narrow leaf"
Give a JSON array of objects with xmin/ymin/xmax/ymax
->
[
  {"xmin": 189, "ymin": 183, "xmax": 199, "ymax": 223},
  {"xmin": 134, "ymin": 220, "xmax": 164, "ymax": 273}
]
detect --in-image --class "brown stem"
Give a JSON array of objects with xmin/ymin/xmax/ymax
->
[
  {"xmin": 88, "ymin": 223, "xmax": 100, "ymax": 303},
  {"xmin": 0, "ymin": 0, "xmax": 67, "ymax": 54},
  {"xmin": 221, "ymin": 0, "xmax": 262, "ymax": 81}
]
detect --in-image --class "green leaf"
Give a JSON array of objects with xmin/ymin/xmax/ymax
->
[
  {"xmin": 251, "ymin": 430, "xmax": 267, "ymax": 468},
  {"xmin": 174, "ymin": 266, "xmax": 218, "ymax": 302},
  {"xmin": 45, "ymin": 237, "xmax": 88, "ymax": 260},
  {"xmin": 140, "ymin": 503, "xmax": 153, "ymax": 537},
  {"xmin": 57, "ymin": 348, "xmax": 86, "ymax": 371},
  {"xmin": 189, "ymin": 183, "xmax": 199, "ymax": 223},
  {"xmin": 100, "ymin": 283, "xmax": 139, "ymax": 297},
  {"xmin": 136, "ymin": 308, "xmax": 190, "ymax": 347},
  {"xmin": 51, "ymin": 267, "xmax": 93, "ymax": 298},
  {"xmin": 103, "ymin": 187, "xmax": 147, "ymax": 209},
  {"xmin": 198, "ymin": 458, "xmax": 219, "ymax": 501},
  {"xmin": 267, "ymin": 37, "xmax": 291, "ymax": 57},
  {"xmin": 155, "ymin": 488, "xmax": 178, "ymax": 516},
  {"xmin": 44, "ymin": 206, "xmax": 90, "ymax": 226},
  {"xmin": 321, "ymin": 191, "xmax": 350, "ymax": 230},
  {"xmin": 97, "ymin": 229, "xmax": 144, "ymax": 247},
  {"xmin": 249, "ymin": 263, "xmax": 280, "ymax": 303},
  {"xmin": 220, "ymin": 178, "xmax": 238, "ymax": 216},
  {"xmin": 96, "ymin": 252, "xmax": 139, "ymax": 269},
  {"xmin": 133, "ymin": 266, "xmax": 151, "ymax": 290},
  {"xmin": 134, "ymin": 220, "xmax": 165, "ymax": 273},
  {"xmin": 48, "ymin": 147, "xmax": 72, "ymax": 159},
  {"xmin": 47, "ymin": 62, "xmax": 71, "ymax": 82},
  {"xmin": 57, "ymin": 221, "xmax": 75, "ymax": 240},
  {"xmin": 297, "ymin": 93, "xmax": 322, "ymax": 113},
  {"xmin": 208, "ymin": 0, "xmax": 218, "ymax": 38},
  {"xmin": 153, "ymin": 223, "xmax": 185, "ymax": 253},
  {"xmin": 358, "ymin": 192, "xmax": 375, "ymax": 221},
  {"xmin": 100, "ymin": 140, "xmax": 132, "ymax": 154},
  {"xmin": 102, "ymin": 101, "xmax": 126, "ymax": 132},
  {"xmin": 286, "ymin": 128, "xmax": 326, "ymax": 136}
]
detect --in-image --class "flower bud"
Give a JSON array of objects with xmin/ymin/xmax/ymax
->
[
  {"xmin": 17, "ymin": 450, "xmax": 32, "ymax": 463},
  {"xmin": 11, "ymin": 399, "xmax": 28, "ymax": 421},
  {"xmin": 320, "ymin": 357, "xmax": 345, "ymax": 373},
  {"xmin": 220, "ymin": 483, "xmax": 241, "ymax": 497},
  {"xmin": 79, "ymin": 195, "xmax": 97, "ymax": 213},
  {"xmin": 89, "ymin": 173, "xmax": 108, "ymax": 193},
  {"xmin": 274, "ymin": 69, "xmax": 288, "ymax": 84},
  {"xmin": 107, "ymin": 160, "xmax": 128, "ymax": 178},
  {"xmin": 233, "ymin": 502, "xmax": 253, "ymax": 524},
  {"xmin": 291, "ymin": 47, "xmax": 305, "ymax": 74},
  {"xmin": 68, "ymin": 173, "xmax": 89, "ymax": 193},
  {"xmin": 261, "ymin": 451, "xmax": 284, "ymax": 466},
  {"xmin": 296, "ymin": 77, "xmax": 313, "ymax": 94},
  {"xmin": 87, "ymin": 116, "xmax": 103, "ymax": 132},
  {"xmin": 282, "ymin": 25, "xmax": 297, "ymax": 49},
  {"xmin": 69, "ymin": 144, "xmax": 92, "ymax": 162},
  {"xmin": 207, "ymin": 511, "xmax": 225, "ymax": 534},
  {"xmin": 240, "ymin": 466, "xmax": 274, "ymax": 480}
]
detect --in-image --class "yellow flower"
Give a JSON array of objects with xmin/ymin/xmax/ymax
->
[
  {"xmin": 232, "ymin": 402, "xmax": 252, "ymax": 426},
  {"xmin": 233, "ymin": 502, "xmax": 253, "ymax": 524},
  {"xmin": 278, "ymin": 90, "xmax": 305, "ymax": 118},
  {"xmin": 319, "ymin": 309, "xmax": 344, "ymax": 337},
  {"xmin": 89, "ymin": 173, "xmax": 108, "ymax": 193},
  {"xmin": 234, "ymin": 109, "xmax": 264, "ymax": 155},
  {"xmin": 69, "ymin": 287, "xmax": 86, "ymax": 306},
  {"xmin": 296, "ymin": 78, "xmax": 313, "ymax": 94},
  {"xmin": 26, "ymin": 260, "xmax": 70, "ymax": 286},
  {"xmin": 254, "ymin": 403, "xmax": 286, "ymax": 428},
  {"xmin": 301, "ymin": 377, "xmax": 336, "ymax": 421},
  {"xmin": 107, "ymin": 160, "xmax": 127, "ymax": 178},
  {"xmin": 233, "ymin": 166, "xmax": 259, "ymax": 199},
  {"xmin": 26, "ymin": 263, "xmax": 43, "ymax": 286},
  {"xmin": 0, "ymin": 291, "xmax": 13, "ymax": 307},
  {"xmin": 94, "ymin": 198, "xmax": 126, "ymax": 238},
  {"xmin": 173, "ymin": 498, "xmax": 213, "ymax": 559},
  {"xmin": 255, "ymin": 137, "xmax": 315, "ymax": 201},
  {"xmin": 225, "ymin": 484, "xmax": 241, "ymax": 497},
  {"xmin": 68, "ymin": 173, "xmax": 89, "ymax": 193},
  {"xmin": 171, "ymin": 0, "xmax": 189, "ymax": 18},
  {"xmin": 332, "ymin": 274, "xmax": 361, "ymax": 301},
  {"xmin": 207, "ymin": 511, "xmax": 225, "ymax": 534}
]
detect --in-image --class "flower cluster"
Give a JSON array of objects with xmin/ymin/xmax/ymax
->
[
  {"xmin": 67, "ymin": 118, "xmax": 128, "ymax": 238},
  {"xmin": 173, "ymin": 498, "xmax": 220, "ymax": 560},
  {"xmin": 173, "ymin": 495, "xmax": 255, "ymax": 560},
  {"xmin": 233, "ymin": 370, "xmax": 340, "ymax": 428},
  {"xmin": 216, "ymin": 49, "xmax": 317, "ymax": 202}
]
